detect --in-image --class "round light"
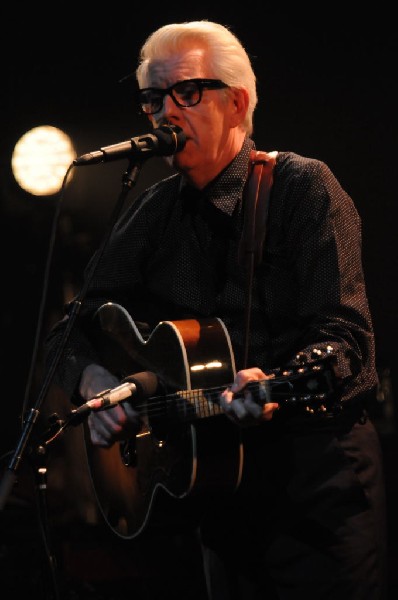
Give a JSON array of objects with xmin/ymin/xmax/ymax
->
[{"xmin": 11, "ymin": 125, "xmax": 76, "ymax": 196}]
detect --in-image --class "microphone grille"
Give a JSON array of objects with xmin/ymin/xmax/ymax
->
[
  {"xmin": 154, "ymin": 125, "xmax": 186, "ymax": 156},
  {"xmin": 123, "ymin": 371, "xmax": 159, "ymax": 397}
]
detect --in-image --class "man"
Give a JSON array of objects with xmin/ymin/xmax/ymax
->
[{"xmin": 45, "ymin": 20, "xmax": 387, "ymax": 599}]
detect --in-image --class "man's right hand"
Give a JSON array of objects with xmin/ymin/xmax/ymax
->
[{"xmin": 79, "ymin": 363, "xmax": 142, "ymax": 447}]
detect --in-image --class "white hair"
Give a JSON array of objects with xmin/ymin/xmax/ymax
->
[{"xmin": 136, "ymin": 20, "xmax": 258, "ymax": 135}]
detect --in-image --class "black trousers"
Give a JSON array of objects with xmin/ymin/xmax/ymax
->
[{"xmin": 199, "ymin": 412, "xmax": 387, "ymax": 599}]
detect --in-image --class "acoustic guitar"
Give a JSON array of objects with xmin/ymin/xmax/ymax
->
[{"xmin": 82, "ymin": 302, "xmax": 338, "ymax": 539}]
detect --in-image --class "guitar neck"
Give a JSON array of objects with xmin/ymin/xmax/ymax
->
[{"xmin": 153, "ymin": 362, "xmax": 336, "ymax": 423}]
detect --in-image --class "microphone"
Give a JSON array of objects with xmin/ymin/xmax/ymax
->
[
  {"xmin": 73, "ymin": 124, "xmax": 186, "ymax": 166},
  {"xmin": 68, "ymin": 371, "xmax": 159, "ymax": 423}
]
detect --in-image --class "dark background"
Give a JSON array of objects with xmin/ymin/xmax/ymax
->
[{"xmin": 0, "ymin": 5, "xmax": 396, "ymax": 598}]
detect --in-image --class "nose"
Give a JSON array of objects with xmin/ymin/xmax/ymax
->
[
  {"xmin": 161, "ymin": 92, "xmax": 179, "ymax": 118},
  {"xmin": 151, "ymin": 92, "xmax": 179, "ymax": 128}
]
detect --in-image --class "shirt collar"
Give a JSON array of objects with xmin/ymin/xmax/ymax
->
[{"xmin": 180, "ymin": 136, "xmax": 255, "ymax": 217}]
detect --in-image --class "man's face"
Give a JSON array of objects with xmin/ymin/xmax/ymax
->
[{"xmin": 142, "ymin": 48, "xmax": 243, "ymax": 188}]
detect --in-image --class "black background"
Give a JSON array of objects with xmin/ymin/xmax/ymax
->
[{"xmin": 0, "ymin": 5, "xmax": 397, "ymax": 598}]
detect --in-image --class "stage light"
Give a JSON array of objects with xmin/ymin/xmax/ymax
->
[{"xmin": 11, "ymin": 125, "xmax": 76, "ymax": 196}]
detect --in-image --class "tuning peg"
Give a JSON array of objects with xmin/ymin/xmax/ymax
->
[
  {"xmin": 295, "ymin": 352, "xmax": 307, "ymax": 363},
  {"xmin": 311, "ymin": 348, "xmax": 323, "ymax": 359}
]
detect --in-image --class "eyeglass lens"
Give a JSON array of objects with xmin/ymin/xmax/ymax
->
[{"xmin": 140, "ymin": 80, "xmax": 202, "ymax": 114}]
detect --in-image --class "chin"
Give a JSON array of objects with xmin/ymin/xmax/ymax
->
[{"xmin": 171, "ymin": 152, "xmax": 189, "ymax": 171}]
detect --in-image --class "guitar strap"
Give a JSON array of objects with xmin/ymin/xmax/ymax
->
[{"xmin": 238, "ymin": 149, "xmax": 278, "ymax": 368}]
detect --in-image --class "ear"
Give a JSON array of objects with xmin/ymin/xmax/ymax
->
[{"xmin": 229, "ymin": 87, "xmax": 249, "ymax": 128}]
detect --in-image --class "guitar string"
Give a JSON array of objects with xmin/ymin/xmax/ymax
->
[
  {"xmin": 130, "ymin": 390, "xmax": 333, "ymax": 421},
  {"xmin": 45, "ymin": 365, "xmax": 336, "ymax": 444},
  {"xmin": 86, "ymin": 360, "xmax": 335, "ymax": 421},
  {"xmin": 123, "ymin": 365, "xmax": 336, "ymax": 421}
]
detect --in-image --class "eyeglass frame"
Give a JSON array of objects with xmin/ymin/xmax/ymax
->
[{"xmin": 136, "ymin": 78, "xmax": 229, "ymax": 115}]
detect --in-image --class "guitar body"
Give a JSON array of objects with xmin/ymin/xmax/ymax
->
[{"xmin": 84, "ymin": 302, "xmax": 241, "ymax": 539}]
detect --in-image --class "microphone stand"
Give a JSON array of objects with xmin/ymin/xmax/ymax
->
[{"xmin": 0, "ymin": 158, "xmax": 144, "ymax": 598}]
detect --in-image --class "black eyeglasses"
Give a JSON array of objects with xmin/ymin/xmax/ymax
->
[{"xmin": 137, "ymin": 78, "xmax": 229, "ymax": 115}]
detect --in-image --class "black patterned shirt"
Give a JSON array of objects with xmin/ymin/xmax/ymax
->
[{"xmin": 45, "ymin": 136, "xmax": 377, "ymax": 407}]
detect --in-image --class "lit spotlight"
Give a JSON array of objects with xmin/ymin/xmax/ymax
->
[{"xmin": 11, "ymin": 125, "xmax": 76, "ymax": 196}]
